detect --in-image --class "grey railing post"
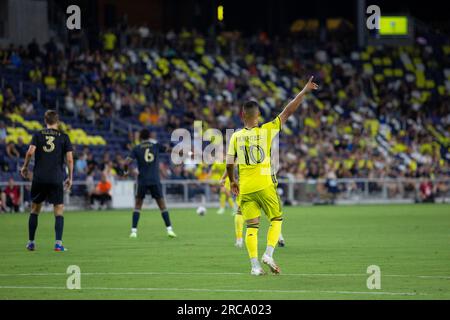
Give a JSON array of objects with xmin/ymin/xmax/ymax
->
[
  {"xmin": 365, "ymin": 180, "xmax": 369, "ymax": 197},
  {"xmin": 183, "ymin": 183, "xmax": 188, "ymax": 202},
  {"xmin": 288, "ymin": 179, "xmax": 294, "ymax": 203}
]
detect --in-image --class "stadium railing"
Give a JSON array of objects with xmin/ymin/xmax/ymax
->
[{"xmin": 1, "ymin": 178, "xmax": 449, "ymax": 212}]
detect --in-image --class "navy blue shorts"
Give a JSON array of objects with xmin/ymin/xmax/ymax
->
[
  {"xmin": 31, "ymin": 182, "xmax": 64, "ymax": 205},
  {"xmin": 136, "ymin": 183, "xmax": 163, "ymax": 200}
]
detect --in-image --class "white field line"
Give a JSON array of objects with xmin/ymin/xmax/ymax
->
[
  {"xmin": 0, "ymin": 285, "xmax": 420, "ymax": 296},
  {"xmin": 0, "ymin": 271, "xmax": 449, "ymax": 280}
]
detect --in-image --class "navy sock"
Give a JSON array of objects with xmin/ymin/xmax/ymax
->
[
  {"xmin": 55, "ymin": 216, "xmax": 64, "ymax": 241},
  {"xmin": 28, "ymin": 213, "xmax": 38, "ymax": 241},
  {"xmin": 161, "ymin": 210, "xmax": 171, "ymax": 228},
  {"xmin": 132, "ymin": 211, "xmax": 140, "ymax": 228}
]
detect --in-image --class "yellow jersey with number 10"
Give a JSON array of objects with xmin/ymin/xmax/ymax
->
[{"xmin": 227, "ymin": 116, "xmax": 281, "ymax": 194}]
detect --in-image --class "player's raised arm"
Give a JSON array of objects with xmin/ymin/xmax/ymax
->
[
  {"xmin": 278, "ymin": 76, "xmax": 319, "ymax": 126},
  {"xmin": 20, "ymin": 145, "xmax": 36, "ymax": 180},
  {"xmin": 65, "ymin": 151, "xmax": 74, "ymax": 191}
]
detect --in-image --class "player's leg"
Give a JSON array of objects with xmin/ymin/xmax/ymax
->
[
  {"xmin": 234, "ymin": 207, "xmax": 244, "ymax": 248},
  {"xmin": 224, "ymin": 188, "xmax": 235, "ymax": 211},
  {"xmin": 27, "ymin": 182, "xmax": 46, "ymax": 251},
  {"xmin": 240, "ymin": 194, "xmax": 264, "ymax": 275},
  {"xmin": 155, "ymin": 195, "xmax": 177, "ymax": 238},
  {"xmin": 259, "ymin": 186, "xmax": 283, "ymax": 274},
  {"xmin": 217, "ymin": 185, "xmax": 225, "ymax": 214},
  {"xmin": 27, "ymin": 202, "xmax": 42, "ymax": 251},
  {"xmin": 234, "ymin": 194, "xmax": 244, "ymax": 247},
  {"xmin": 51, "ymin": 183, "xmax": 66, "ymax": 252},
  {"xmin": 130, "ymin": 186, "xmax": 144, "ymax": 238},
  {"xmin": 53, "ymin": 204, "xmax": 66, "ymax": 251}
]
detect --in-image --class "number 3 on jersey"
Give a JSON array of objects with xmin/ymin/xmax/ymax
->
[
  {"xmin": 144, "ymin": 148, "xmax": 154, "ymax": 163},
  {"xmin": 43, "ymin": 136, "xmax": 55, "ymax": 153}
]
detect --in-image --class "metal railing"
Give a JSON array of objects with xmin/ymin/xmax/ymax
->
[{"xmin": 1, "ymin": 178, "xmax": 449, "ymax": 212}]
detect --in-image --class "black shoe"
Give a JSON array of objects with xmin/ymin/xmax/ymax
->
[{"xmin": 278, "ymin": 240, "xmax": 285, "ymax": 247}]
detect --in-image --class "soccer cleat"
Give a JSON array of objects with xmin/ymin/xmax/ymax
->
[
  {"xmin": 261, "ymin": 254, "xmax": 281, "ymax": 274},
  {"xmin": 167, "ymin": 230, "xmax": 177, "ymax": 238},
  {"xmin": 235, "ymin": 238, "xmax": 243, "ymax": 248},
  {"xmin": 129, "ymin": 232, "xmax": 137, "ymax": 238},
  {"xmin": 278, "ymin": 239, "xmax": 285, "ymax": 247},
  {"xmin": 26, "ymin": 242, "xmax": 35, "ymax": 251},
  {"xmin": 217, "ymin": 207, "xmax": 225, "ymax": 215},
  {"xmin": 54, "ymin": 244, "xmax": 67, "ymax": 252},
  {"xmin": 250, "ymin": 268, "xmax": 266, "ymax": 276}
]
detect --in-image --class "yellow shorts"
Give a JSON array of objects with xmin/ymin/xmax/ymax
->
[{"xmin": 238, "ymin": 185, "xmax": 282, "ymax": 221}]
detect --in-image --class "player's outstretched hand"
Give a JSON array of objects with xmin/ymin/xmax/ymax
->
[
  {"xmin": 303, "ymin": 76, "xmax": 319, "ymax": 93},
  {"xmin": 20, "ymin": 166, "xmax": 29, "ymax": 180},
  {"xmin": 64, "ymin": 178, "xmax": 73, "ymax": 191},
  {"xmin": 230, "ymin": 181, "xmax": 239, "ymax": 196}
]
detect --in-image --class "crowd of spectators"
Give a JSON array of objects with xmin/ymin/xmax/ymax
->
[{"xmin": 1, "ymin": 25, "xmax": 449, "ymax": 206}]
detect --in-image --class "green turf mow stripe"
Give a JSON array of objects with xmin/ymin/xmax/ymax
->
[
  {"xmin": 0, "ymin": 285, "xmax": 420, "ymax": 296},
  {"xmin": 0, "ymin": 272, "xmax": 449, "ymax": 280}
]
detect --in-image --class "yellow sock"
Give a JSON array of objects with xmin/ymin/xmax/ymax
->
[
  {"xmin": 234, "ymin": 214, "xmax": 244, "ymax": 240},
  {"xmin": 219, "ymin": 193, "xmax": 226, "ymax": 208},
  {"xmin": 245, "ymin": 227, "xmax": 259, "ymax": 259},
  {"xmin": 227, "ymin": 197, "xmax": 234, "ymax": 209},
  {"xmin": 267, "ymin": 220, "xmax": 283, "ymax": 248}
]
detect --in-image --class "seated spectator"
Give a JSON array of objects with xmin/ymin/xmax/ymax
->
[
  {"xmin": 19, "ymin": 96, "xmax": 34, "ymax": 115},
  {"xmin": 6, "ymin": 142, "xmax": 19, "ymax": 158},
  {"xmin": 75, "ymin": 153, "xmax": 88, "ymax": 174},
  {"xmin": 90, "ymin": 173, "xmax": 112, "ymax": 209},
  {"xmin": 4, "ymin": 178, "xmax": 21, "ymax": 212},
  {"xmin": 419, "ymin": 178, "xmax": 435, "ymax": 203},
  {"xmin": 16, "ymin": 137, "xmax": 27, "ymax": 157},
  {"xmin": 0, "ymin": 121, "xmax": 7, "ymax": 143},
  {"xmin": 44, "ymin": 69, "xmax": 57, "ymax": 90}
]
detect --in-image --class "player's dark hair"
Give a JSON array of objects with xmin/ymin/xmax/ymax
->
[
  {"xmin": 139, "ymin": 128, "xmax": 151, "ymax": 141},
  {"xmin": 44, "ymin": 110, "xmax": 59, "ymax": 125},
  {"xmin": 242, "ymin": 100, "xmax": 259, "ymax": 117}
]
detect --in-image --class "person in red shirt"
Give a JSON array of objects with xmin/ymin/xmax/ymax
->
[
  {"xmin": 419, "ymin": 178, "xmax": 435, "ymax": 203},
  {"xmin": 4, "ymin": 178, "xmax": 21, "ymax": 212}
]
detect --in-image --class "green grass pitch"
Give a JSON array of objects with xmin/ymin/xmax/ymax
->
[{"xmin": 0, "ymin": 204, "xmax": 449, "ymax": 300}]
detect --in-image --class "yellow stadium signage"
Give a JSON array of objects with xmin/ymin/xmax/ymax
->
[{"xmin": 379, "ymin": 16, "xmax": 408, "ymax": 36}]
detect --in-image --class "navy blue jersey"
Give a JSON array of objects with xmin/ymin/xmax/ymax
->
[
  {"xmin": 129, "ymin": 140, "xmax": 166, "ymax": 185},
  {"xmin": 31, "ymin": 129, "xmax": 73, "ymax": 184}
]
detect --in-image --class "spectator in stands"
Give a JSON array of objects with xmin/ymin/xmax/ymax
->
[
  {"xmin": 19, "ymin": 96, "xmax": 34, "ymax": 115},
  {"xmin": 103, "ymin": 30, "xmax": 117, "ymax": 52},
  {"xmin": 44, "ymin": 68, "xmax": 57, "ymax": 90},
  {"xmin": 27, "ymin": 38, "xmax": 41, "ymax": 61},
  {"xmin": 15, "ymin": 137, "xmax": 27, "ymax": 158},
  {"xmin": 419, "ymin": 178, "xmax": 435, "ymax": 203},
  {"xmin": 90, "ymin": 173, "xmax": 112, "ymax": 209},
  {"xmin": 4, "ymin": 178, "xmax": 20, "ymax": 212},
  {"xmin": 6, "ymin": 142, "xmax": 20, "ymax": 159},
  {"xmin": 0, "ymin": 121, "xmax": 6, "ymax": 143},
  {"xmin": 86, "ymin": 153, "xmax": 98, "ymax": 173},
  {"xmin": 75, "ymin": 152, "xmax": 88, "ymax": 174}
]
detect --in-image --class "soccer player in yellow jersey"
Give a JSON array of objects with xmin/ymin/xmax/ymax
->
[
  {"xmin": 226, "ymin": 76, "xmax": 319, "ymax": 275},
  {"xmin": 209, "ymin": 161, "xmax": 236, "ymax": 215},
  {"xmin": 218, "ymin": 168, "xmax": 244, "ymax": 247}
]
